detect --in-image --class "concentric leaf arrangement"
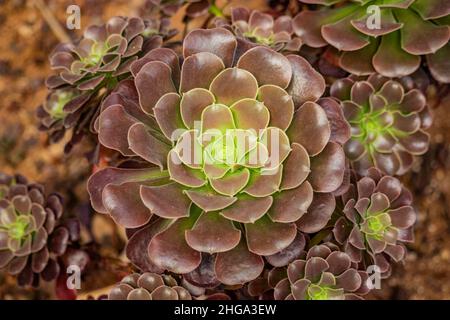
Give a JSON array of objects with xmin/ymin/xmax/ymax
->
[
  {"xmin": 2, "ymin": 0, "xmax": 448, "ymax": 300},
  {"xmin": 0, "ymin": 173, "xmax": 88, "ymax": 289}
]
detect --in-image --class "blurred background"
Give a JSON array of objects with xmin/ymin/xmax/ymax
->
[{"xmin": 0, "ymin": 0, "xmax": 449, "ymax": 299}]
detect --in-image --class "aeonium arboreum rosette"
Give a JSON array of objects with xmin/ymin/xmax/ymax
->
[
  {"xmin": 0, "ymin": 173, "xmax": 85, "ymax": 287},
  {"xmin": 273, "ymin": 243, "xmax": 371, "ymax": 300},
  {"xmin": 88, "ymin": 27, "xmax": 350, "ymax": 286},
  {"xmin": 38, "ymin": 16, "xmax": 176, "ymax": 152},
  {"xmin": 333, "ymin": 167, "xmax": 416, "ymax": 278},
  {"xmin": 331, "ymin": 73, "xmax": 432, "ymax": 176},
  {"xmin": 293, "ymin": 0, "xmax": 450, "ymax": 82}
]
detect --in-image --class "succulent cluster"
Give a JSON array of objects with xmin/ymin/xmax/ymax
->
[
  {"xmin": 294, "ymin": 0, "xmax": 450, "ymax": 82},
  {"xmin": 38, "ymin": 16, "xmax": 175, "ymax": 152},
  {"xmin": 0, "ymin": 173, "xmax": 82, "ymax": 287},
  {"xmin": 330, "ymin": 73, "xmax": 431, "ymax": 176},
  {"xmin": 108, "ymin": 272, "xmax": 191, "ymax": 300},
  {"xmin": 27, "ymin": 0, "xmax": 447, "ymax": 300}
]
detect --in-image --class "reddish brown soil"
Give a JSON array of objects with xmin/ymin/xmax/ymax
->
[{"xmin": 0, "ymin": 0, "xmax": 449, "ymax": 300}]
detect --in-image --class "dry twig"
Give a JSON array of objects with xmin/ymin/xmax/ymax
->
[{"xmin": 32, "ymin": 0, "xmax": 71, "ymax": 43}]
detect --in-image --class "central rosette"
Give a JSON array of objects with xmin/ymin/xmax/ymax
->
[
  {"xmin": 7, "ymin": 216, "xmax": 31, "ymax": 241},
  {"xmin": 92, "ymin": 28, "xmax": 347, "ymax": 286},
  {"xmin": 331, "ymin": 75, "xmax": 430, "ymax": 176},
  {"xmin": 167, "ymin": 70, "xmax": 291, "ymax": 196}
]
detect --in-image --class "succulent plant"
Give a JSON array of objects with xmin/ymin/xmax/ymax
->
[
  {"xmin": 88, "ymin": 27, "xmax": 349, "ymax": 286},
  {"xmin": 38, "ymin": 16, "xmax": 175, "ymax": 151},
  {"xmin": 223, "ymin": 7, "xmax": 302, "ymax": 52},
  {"xmin": 0, "ymin": 173, "xmax": 81, "ymax": 287},
  {"xmin": 294, "ymin": 0, "xmax": 450, "ymax": 82},
  {"xmin": 333, "ymin": 167, "xmax": 416, "ymax": 277},
  {"xmin": 330, "ymin": 73, "xmax": 432, "ymax": 176},
  {"xmin": 274, "ymin": 243, "xmax": 370, "ymax": 300},
  {"xmin": 108, "ymin": 272, "xmax": 191, "ymax": 300}
]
